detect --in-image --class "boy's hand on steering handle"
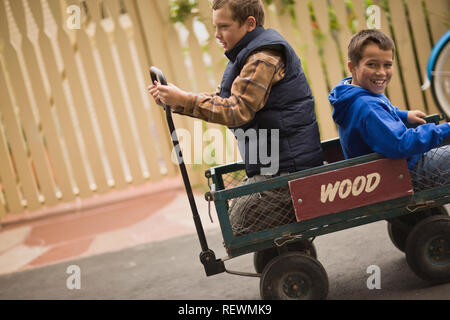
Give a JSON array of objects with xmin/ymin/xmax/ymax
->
[
  {"xmin": 148, "ymin": 80, "xmax": 163, "ymax": 106},
  {"xmin": 407, "ymin": 110, "xmax": 427, "ymax": 125},
  {"xmin": 148, "ymin": 81, "xmax": 188, "ymax": 108}
]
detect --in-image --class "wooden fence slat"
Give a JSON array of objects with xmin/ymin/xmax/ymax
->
[
  {"xmin": 329, "ymin": 0, "xmax": 353, "ymax": 78},
  {"xmin": 135, "ymin": 0, "xmax": 192, "ymax": 179},
  {"xmin": 117, "ymin": 3, "xmax": 165, "ymax": 181},
  {"xmin": 47, "ymin": 0, "xmax": 110, "ymax": 193},
  {"xmin": 185, "ymin": 18, "xmax": 214, "ymax": 93},
  {"xmin": 135, "ymin": 0, "xmax": 207, "ymax": 184},
  {"xmin": 160, "ymin": 0, "xmax": 212, "ymax": 183},
  {"xmin": 388, "ymin": 0, "xmax": 426, "ymax": 111},
  {"xmin": 293, "ymin": 0, "xmax": 338, "ymax": 140},
  {"xmin": 82, "ymin": 0, "xmax": 146, "ymax": 185},
  {"xmin": 352, "ymin": 0, "xmax": 369, "ymax": 32},
  {"xmin": 0, "ymin": 193, "xmax": 6, "ymax": 219},
  {"xmin": 0, "ymin": 56, "xmax": 42, "ymax": 211},
  {"xmin": 268, "ymin": 2, "xmax": 305, "ymax": 71},
  {"xmin": 124, "ymin": 0, "xmax": 181, "ymax": 177},
  {"xmin": 0, "ymin": 95, "xmax": 24, "ymax": 214},
  {"xmin": 2, "ymin": 0, "xmax": 60, "ymax": 207},
  {"xmin": 0, "ymin": 24, "xmax": 41, "ymax": 213},
  {"xmin": 61, "ymin": 0, "xmax": 128, "ymax": 189},
  {"xmin": 102, "ymin": 0, "xmax": 164, "ymax": 182},
  {"xmin": 29, "ymin": 0, "xmax": 92, "ymax": 198},
  {"xmin": 14, "ymin": 0, "xmax": 76, "ymax": 203},
  {"xmin": 425, "ymin": 0, "xmax": 449, "ymax": 44},
  {"xmin": 197, "ymin": 0, "xmax": 227, "ymax": 85},
  {"xmin": 405, "ymin": 0, "xmax": 440, "ymax": 115},
  {"xmin": 39, "ymin": 0, "xmax": 93, "ymax": 197},
  {"xmin": 311, "ymin": 0, "xmax": 346, "ymax": 89},
  {"xmin": 370, "ymin": 0, "xmax": 407, "ymax": 109}
]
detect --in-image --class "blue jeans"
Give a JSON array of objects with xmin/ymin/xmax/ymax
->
[{"xmin": 410, "ymin": 145, "xmax": 449, "ymax": 191}]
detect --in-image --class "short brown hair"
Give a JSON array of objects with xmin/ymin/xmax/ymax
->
[
  {"xmin": 212, "ymin": 0, "xmax": 265, "ymax": 27},
  {"xmin": 348, "ymin": 29, "xmax": 395, "ymax": 65}
]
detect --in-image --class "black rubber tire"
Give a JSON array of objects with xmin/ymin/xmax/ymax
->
[
  {"xmin": 253, "ymin": 239, "xmax": 317, "ymax": 274},
  {"xmin": 387, "ymin": 206, "xmax": 449, "ymax": 252},
  {"xmin": 260, "ymin": 252, "xmax": 328, "ymax": 300},
  {"xmin": 405, "ymin": 215, "xmax": 450, "ymax": 283},
  {"xmin": 387, "ymin": 221, "xmax": 410, "ymax": 252}
]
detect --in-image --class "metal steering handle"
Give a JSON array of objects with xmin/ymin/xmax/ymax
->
[
  {"xmin": 149, "ymin": 66, "xmax": 210, "ymax": 253},
  {"xmin": 150, "ymin": 66, "xmax": 169, "ymax": 111}
]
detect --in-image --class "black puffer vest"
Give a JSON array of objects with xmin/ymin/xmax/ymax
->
[{"xmin": 220, "ymin": 26, "xmax": 323, "ymax": 177}]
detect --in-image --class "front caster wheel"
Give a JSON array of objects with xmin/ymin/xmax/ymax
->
[
  {"xmin": 405, "ymin": 215, "xmax": 450, "ymax": 283},
  {"xmin": 260, "ymin": 252, "xmax": 328, "ymax": 300}
]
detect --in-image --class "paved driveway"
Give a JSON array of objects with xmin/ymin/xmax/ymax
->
[{"xmin": 1, "ymin": 218, "xmax": 449, "ymax": 300}]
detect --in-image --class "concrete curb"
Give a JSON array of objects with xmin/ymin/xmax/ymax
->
[{"xmin": 1, "ymin": 177, "xmax": 184, "ymax": 228}]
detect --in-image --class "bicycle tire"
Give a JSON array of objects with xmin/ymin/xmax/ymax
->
[{"xmin": 430, "ymin": 37, "xmax": 450, "ymax": 118}]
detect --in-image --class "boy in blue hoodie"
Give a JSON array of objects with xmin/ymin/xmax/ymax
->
[{"xmin": 329, "ymin": 29, "xmax": 449, "ymax": 190}]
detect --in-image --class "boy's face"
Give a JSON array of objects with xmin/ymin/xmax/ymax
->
[
  {"xmin": 348, "ymin": 43, "xmax": 393, "ymax": 94},
  {"xmin": 213, "ymin": 5, "xmax": 256, "ymax": 51}
]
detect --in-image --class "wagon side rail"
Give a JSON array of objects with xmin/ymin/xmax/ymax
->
[
  {"xmin": 225, "ymin": 185, "xmax": 449, "ymax": 258},
  {"xmin": 209, "ymin": 146, "xmax": 449, "ymax": 259}
]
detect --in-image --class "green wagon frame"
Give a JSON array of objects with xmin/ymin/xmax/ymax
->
[
  {"xmin": 205, "ymin": 115, "xmax": 449, "ymax": 299},
  {"xmin": 150, "ymin": 67, "xmax": 449, "ymax": 300}
]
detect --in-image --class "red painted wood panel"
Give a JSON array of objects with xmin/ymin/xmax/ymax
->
[{"xmin": 289, "ymin": 159, "xmax": 414, "ymax": 221}]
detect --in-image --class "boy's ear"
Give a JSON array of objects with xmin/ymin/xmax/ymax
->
[
  {"xmin": 246, "ymin": 16, "xmax": 257, "ymax": 31},
  {"xmin": 347, "ymin": 61, "xmax": 355, "ymax": 74}
]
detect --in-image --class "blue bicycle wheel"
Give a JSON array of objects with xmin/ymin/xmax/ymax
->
[{"xmin": 430, "ymin": 35, "xmax": 450, "ymax": 118}]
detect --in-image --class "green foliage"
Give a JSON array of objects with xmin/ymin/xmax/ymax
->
[
  {"xmin": 328, "ymin": 6, "xmax": 340, "ymax": 33},
  {"xmin": 379, "ymin": 0, "xmax": 390, "ymax": 15},
  {"xmin": 169, "ymin": 0, "xmax": 199, "ymax": 23},
  {"xmin": 282, "ymin": 0, "xmax": 296, "ymax": 20},
  {"xmin": 307, "ymin": 1, "xmax": 325, "ymax": 48},
  {"xmin": 345, "ymin": 0, "xmax": 358, "ymax": 33},
  {"xmin": 281, "ymin": 0, "xmax": 296, "ymax": 6},
  {"xmin": 365, "ymin": 0, "xmax": 374, "ymax": 8}
]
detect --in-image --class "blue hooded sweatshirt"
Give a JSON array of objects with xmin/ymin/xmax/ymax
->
[{"xmin": 329, "ymin": 77, "xmax": 450, "ymax": 169}]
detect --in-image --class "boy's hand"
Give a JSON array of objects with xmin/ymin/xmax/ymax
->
[
  {"xmin": 407, "ymin": 110, "xmax": 427, "ymax": 125},
  {"xmin": 148, "ymin": 81, "xmax": 162, "ymax": 106},
  {"xmin": 147, "ymin": 81, "xmax": 188, "ymax": 107}
]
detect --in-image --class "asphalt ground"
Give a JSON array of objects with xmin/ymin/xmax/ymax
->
[{"xmin": 1, "ymin": 218, "xmax": 449, "ymax": 300}]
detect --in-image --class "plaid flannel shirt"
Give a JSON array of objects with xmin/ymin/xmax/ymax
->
[{"xmin": 173, "ymin": 49, "xmax": 286, "ymax": 127}]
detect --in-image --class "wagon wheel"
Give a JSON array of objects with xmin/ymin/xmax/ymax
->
[
  {"xmin": 253, "ymin": 239, "xmax": 317, "ymax": 274},
  {"xmin": 405, "ymin": 215, "xmax": 450, "ymax": 283},
  {"xmin": 387, "ymin": 221, "xmax": 412, "ymax": 252},
  {"xmin": 260, "ymin": 252, "xmax": 328, "ymax": 300},
  {"xmin": 387, "ymin": 206, "xmax": 449, "ymax": 252}
]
